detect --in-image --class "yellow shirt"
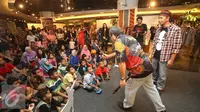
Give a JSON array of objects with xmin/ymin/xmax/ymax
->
[{"xmin": 63, "ymin": 73, "xmax": 77, "ymax": 86}]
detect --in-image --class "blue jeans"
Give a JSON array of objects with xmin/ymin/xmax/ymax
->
[
  {"xmin": 84, "ymin": 81, "xmax": 97, "ymax": 92},
  {"xmin": 152, "ymin": 58, "xmax": 168, "ymax": 90}
]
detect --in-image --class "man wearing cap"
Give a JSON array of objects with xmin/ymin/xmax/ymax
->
[
  {"xmin": 149, "ymin": 10, "xmax": 182, "ymax": 91},
  {"xmin": 102, "ymin": 26, "xmax": 166, "ymax": 112}
]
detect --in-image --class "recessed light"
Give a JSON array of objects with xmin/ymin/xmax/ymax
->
[
  {"xmin": 68, "ymin": 7, "xmax": 71, "ymax": 10},
  {"xmin": 29, "ymin": 3, "xmax": 32, "ymax": 5},
  {"xmin": 19, "ymin": 4, "xmax": 24, "ymax": 9},
  {"xmin": 61, "ymin": 14, "xmax": 63, "ymax": 16},
  {"xmin": 26, "ymin": 0, "xmax": 28, "ymax": 3},
  {"xmin": 61, "ymin": 4, "xmax": 64, "ymax": 7},
  {"xmin": 32, "ymin": 13, "xmax": 35, "ymax": 16}
]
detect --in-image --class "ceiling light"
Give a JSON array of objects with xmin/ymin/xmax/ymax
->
[
  {"xmin": 14, "ymin": 19, "xmax": 16, "ymax": 21},
  {"xmin": 32, "ymin": 13, "xmax": 35, "ymax": 16},
  {"xmin": 68, "ymin": 7, "xmax": 71, "ymax": 10},
  {"xmin": 60, "ymin": 14, "xmax": 63, "ymax": 16},
  {"xmin": 26, "ymin": 0, "xmax": 28, "ymax": 3},
  {"xmin": 61, "ymin": 4, "xmax": 64, "ymax": 7},
  {"xmin": 150, "ymin": 1, "xmax": 156, "ymax": 7},
  {"xmin": 7, "ymin": 18, "xmax": 9, "ymax": 20},
  {"xmin": 29, "ymin": 3, "xmax": 32, "ymax": 5},
  {"xmin": 19, "ymin": 4, "xmax": 24, "ymax": 9},
  {"xmin": 113, "ymin": 9, "xmax": 115, "ymax": 10},
  {"xmin": 15, "ymin": 12, "xmax": 18, "ymax": 14},
  {"xmin": 72, "ymin": 7, "xmax": 74, "ymax": 9}
]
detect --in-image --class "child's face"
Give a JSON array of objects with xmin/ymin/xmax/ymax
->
[
  {"xmin": 61, "ymin": 45, "xmax": 65, "ymax": 50},
  {"xmin": 52, "ymin": 72, "xmax": 59, "ymax": 79},
  {"xmin": 60, "ymin": 52, "xmax": 65, "ymax": 57},
  {"xmin": 49, "ymin": 54, "xmax": 54, "ymax": 59},
  {"xmin": 38, "ymin": 49, "xmax": 43, "ymax": 55},
  {"xmin": 103, "ymin": 60, "xmax": 107, "ymax": 66},
  {"xmin": 70, "ymin": 67, "xmax": 75, "ymax": 73},
  {"xmin": 61, "ymin": 60, "xmax": 67, "ymax": 66},
  {"xmin": 36, "ymin": 69, "xmax": 43, "ymax": 77},
  {"xmin": 99, "ymin": 62, "xmax": 104, "ymax": 67},
  {"xmin": 88, "ymin": 67, "xmax": 93, "ymax": 73},
  {"xmin": 13, "ymin": 80, "xmax": 21, "ymax": 86},
  {"xmin": 45, "ymin": 90, "xmax": 52, "ymax": 101},
  {"xmin": 81, "ymin": 61, "xmax": 86, "ymax": 66},
  {"xmin": 45, "ymin": 60, "xmax": 49, "ymax": 65},
  {"xmin": 95, "ymin": 40, "xmax": 98, "ymax": 44}
]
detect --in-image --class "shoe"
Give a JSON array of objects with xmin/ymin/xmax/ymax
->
[
  {"xmin": 160, "ymin": 110, "xmax": 167, "ymax": 112},
  {"xmin": 118, "ymin": 102, "xmax": 132, "ymax": 111},
  {"xmin": 113, "ymin": 64, "xmax": 119, "ymax": 68}
]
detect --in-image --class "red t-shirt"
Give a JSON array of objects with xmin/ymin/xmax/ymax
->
[
  {"xmin": 95, "ymin": 67, "xmax": 108, "ymax": 76},
  {"xmin": 0, "ymin": 63, "xmax": 15, "ymax": 76}
]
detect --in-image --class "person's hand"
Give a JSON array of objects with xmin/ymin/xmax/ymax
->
[
  {"xmin": 95, "ymin": 86, "xmax": 99, "ymax": 90},
  {"xmin": 101, "ymin": 54, "xmax": 107, "ymax": 60},
  {"xmin": 28, "ymin": 103, "xmax": 35, "ymax": 111},
  {"xmin": 167, "ymin": 59, "xmax": 174, "ymax": 67},
  {"xmin": 120, "ymin": 79, "xmax": 126, "ymax": 87}
]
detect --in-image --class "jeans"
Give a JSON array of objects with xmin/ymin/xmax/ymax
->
[
  {"xmin": 123, "ymin": 75, "xmax": 166, "ymax": 112},
  {"xmin": 84, "ymin": 81, "xmax": 97, "ymax": 92},
  {"xmin": 152, "ymin": 58, "xmax": 168, "ymax": 90}
]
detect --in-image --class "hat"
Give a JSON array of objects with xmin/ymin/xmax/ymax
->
[{"xmin": 159, "ymin": 10, "xmax": 172, "ymax": 17}]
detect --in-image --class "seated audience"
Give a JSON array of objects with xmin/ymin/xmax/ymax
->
[{"xmin": 95, "ymin": 60, "xmax": 110, "ymax": 82}]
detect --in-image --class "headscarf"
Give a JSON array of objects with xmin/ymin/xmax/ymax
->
[
  {"xmin": 25, "ymin": 46, "xmax": 36, "ymax": 62},
  {"xmin": 80, "ymin": 45, "xmax": 91, "ymax": 60},
  {"xmin": 39, "ymin": 58, "xmax": 53, "ymax": 73},
  {"xmin": 72, "ymin": 50, "xmax": 77, "ymax": 56}
]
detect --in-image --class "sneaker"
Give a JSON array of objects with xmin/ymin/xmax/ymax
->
[
  {"xmin": 160, "ymin": 110, "xmax": 167, "ymax": 112},
  {"xmin": 95, "ymin": 88, "xmax": 102, "ymax": 94},
  {"xmin": 113, "ymin": 64, "xmax": 119, "ymax": 68},
  {"xmin": 118, "ymin": 102, "xmax": 132, "ymax": 111}
]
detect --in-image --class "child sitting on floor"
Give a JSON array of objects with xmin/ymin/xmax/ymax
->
[
  {"xmin": 95, "ymin": 60, "xmax": 110, "ymax": 82},
  {"xmin": 47, "ymin": 52, "xmax": 57, "ymax": 68},
  {"xmin": 63, "ymin": 65, "xmax": 82, "ymax": 90},
  {"xmin": 46, "ymin": 68, "xmax": 68, "ymax": 103},
  {"xmin": 69, "ymin": 50, "xmax": 79, "ymax": 70},
  {"xmin": 35, "ymin": 87, "xmax": 61, "ymax": 112},
  {"xmin": 83, "ymin": 66, "xmax": 102, "ymax": 94},
  {"xmin": 58, "ymin": 59, "xmax": 68, "ymax": 76},
  {"xmin": 78, "ymin": 59, "xmax": 88, "ymax": 78}
]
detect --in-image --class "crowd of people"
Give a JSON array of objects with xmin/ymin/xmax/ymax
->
[
  {"xmin": 0, "ymin": 23, "xmax": 112, "ymax": 112},
  {"xmin": 0, "ymin": 9, "xmax": 200, "ymax": 112}
]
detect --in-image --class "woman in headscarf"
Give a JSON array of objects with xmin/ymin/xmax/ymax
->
[
  {"xmin": 70, "ymin": 50, "xmax": 79, "ymax": 69},
  {"xmin": 39, "ymin": 58, "xmax": 53, "ymax": 73},
  {"xmin": 80, "ymin": 45, "xmax": 91, "ymax": 61},
  {"xmin": 20, "ymin": 46, "xmax": 37, "ymax": 68}
]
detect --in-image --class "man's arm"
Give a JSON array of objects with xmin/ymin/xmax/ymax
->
[{"xmin": 118, "ymin": 62, "xmax": 126, "ymax": 79}]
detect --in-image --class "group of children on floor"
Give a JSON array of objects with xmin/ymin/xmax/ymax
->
[{"xmin": 0, "ymin": 41, "xmax": 113, "ymax": 112}]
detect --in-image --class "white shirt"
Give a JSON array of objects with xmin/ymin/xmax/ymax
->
[
  {"xmin": 83, "ymin": 73, "xmax": 96, "ymax": 88},
  {"xmin": 69, "ymin": 41, "xmax": 75, "ymax": 49},
  {"xmin": 27, "ymin": 35, "xmax": 37, "ymax": 43}
]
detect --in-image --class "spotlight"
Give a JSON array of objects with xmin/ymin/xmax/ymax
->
[
  {"xmin": 150, "ymin": 1, "xmax": 156, "ymax": 7},
  {"xmin": 68, "ymin": 6, "xmax": 71, "ymax": 10},
  {"xmin": 61, "ymin": 4, "xmax": 64, "ymax": 7},
  {"xmin": 32, "ymin": 13, "xmax": 35, "ymax": 16},
  {"xmin": 19, "ymin": 4, "xmax": 24, "ymax": 9},
  {"xmin": 60, "ymin": 14, "xmax": 63, "ymax": 16}
]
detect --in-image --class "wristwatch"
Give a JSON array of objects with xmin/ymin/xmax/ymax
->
[{"xmin": 120, "ymin": 77, "xmax": 126, "ymax": 80}]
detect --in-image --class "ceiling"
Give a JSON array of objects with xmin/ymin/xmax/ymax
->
[
  {"xmin": 0, "ymin": 0, "xmax": 37, "ymax": 22},
  {"xmin": 12, "ymin": 0, "xmax": 118, "ymax": 17}
]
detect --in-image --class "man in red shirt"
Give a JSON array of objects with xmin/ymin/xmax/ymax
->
[{"xmin": 0, "ymin": 57, "xmax": 27, "ymax": 82}]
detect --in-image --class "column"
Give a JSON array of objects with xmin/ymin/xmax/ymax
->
[
  {"xmin": 39, "ymin": 11, "xmax": 55, "ymax": 29},
  {"xmin": 117, "ymin": 0, "xmax": 138, "ymax": 30}
]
